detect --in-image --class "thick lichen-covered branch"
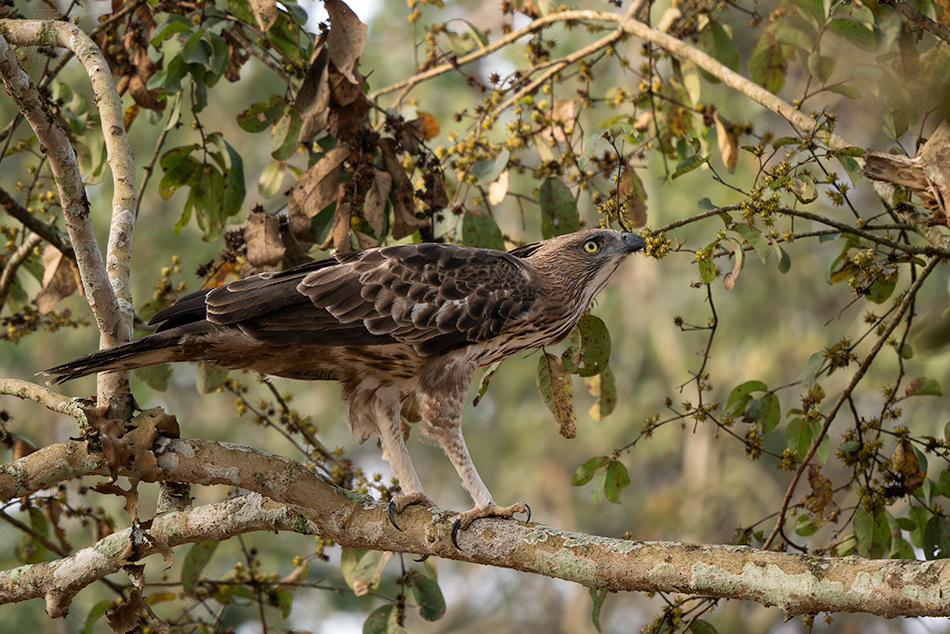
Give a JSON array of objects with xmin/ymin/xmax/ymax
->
[{"xmin": 3, "ymin": 437, "xmax": 950, "ymax": 619}]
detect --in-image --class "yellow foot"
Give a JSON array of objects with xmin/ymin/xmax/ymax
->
[
  {"xmin": 387, "ymin": 492, "xmax": 432, "ymax": 530},
  {"xmin": 451, "ymin": 501, "xmax": 531, "ymax": 548}
]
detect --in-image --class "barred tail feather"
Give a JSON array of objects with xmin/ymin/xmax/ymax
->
[{"xmin": 40, "ymin": 332, "xmax": 186, "ymax": 385}]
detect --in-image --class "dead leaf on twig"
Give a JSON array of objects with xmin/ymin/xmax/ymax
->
[
  {"xmin": 326, "ymin": 0, "xmax": 367, "ymax": 85},
  {"xmin": 715, "ymin": 113, "xmax": 739, "ymax": 173},
  {"xmin": 34, "ymin": 245, "xmax": 79, "ymax": 314}
]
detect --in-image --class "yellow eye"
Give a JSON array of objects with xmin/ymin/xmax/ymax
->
[{"xmin": 583, "ymin": 240, "xmax": 599, "ymax": 253}]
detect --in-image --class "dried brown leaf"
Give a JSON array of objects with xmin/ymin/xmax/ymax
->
[
  {"xmin": 325, "ymin": 0, "xmax": 368, "ymax": 84},
  {"xmin": 618, "ymin": 167, "xmax": 648, "ymax": 228},
  {"xmin": 362, "ymin": 169, "xmax": 392, "ymax": 239},
  {"xmin": 378, "ymin": 138, "xmax": 427, "ymax": 239},
  {"xmin": 538, "ymin": 100, "xmax": 575, "ymax": 145},
  {"xmin": 34, "ymin": 245, "xmax": 78, "ymax": 314},
  {"xmin": 715, "ymin": 112, "xmax": 739, "ymax": 173},
  {"xmin": 288, "ymin": 146, "xmax": 348, "ymax": 241},
  {"xmin": 298, "ymin": 47, "xmax": 330, "ymax": 143},
  {"xmin": 890, "ymin": 437, "xmax": 925, "ymax": 492},
  {"xmin": 488, "ymin": 170, "xmax": 510, "ymax": 206},
  {"xmin": 249, "ymin": 0, "xmax": 278, "ymax": 31},
  {"xmin": 245, "ymin": 211, "xmax": 285, "ymax": 268}
]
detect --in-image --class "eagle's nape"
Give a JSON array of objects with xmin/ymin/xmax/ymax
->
[{"xmin": 40, "ymin": 229, "xmax": 646, "ymax": 543}]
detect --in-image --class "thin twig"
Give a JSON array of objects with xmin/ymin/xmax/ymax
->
[{"xmin": 762, "ymin": 255, "xmax": 941, "ymax": 549}]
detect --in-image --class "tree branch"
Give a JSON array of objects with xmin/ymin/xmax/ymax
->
[
  {"xmin": 878, "ymin": 0, "xmax": 950, "ymax": 44},
  {"xmin": 0, "ymin": 186, "xmax": 74, "ymax": 260},
  {"xmin": 370, "ymin": 8, "xmax": 858, "ymax": 151},
  {"xmin": 0, "ymin": 20, "xmax": 138, "ymax": 414},
  {"xmin": 0, "ymin": 378, "xmax": 89, "ymax": 425},
  {"xmin": 4, "ymin": 437, "xmax": 950, "ymax": 619},
  {"xmin": 763, "ymin": 255, "xmax": 941, "ymax": 549}
]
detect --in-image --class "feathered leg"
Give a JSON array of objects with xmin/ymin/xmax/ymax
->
[
  {"xmin": 418, "ymin": 381, "xmax": 529, "ymax": 547},
  {"xmin": 349, "ymin": 387, "xmax": 430, "ymax": 528}
]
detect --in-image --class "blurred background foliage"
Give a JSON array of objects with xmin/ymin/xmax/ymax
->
[{"xmin": 2, "ymin": 0, "xmax": 950, "ymax": 631}]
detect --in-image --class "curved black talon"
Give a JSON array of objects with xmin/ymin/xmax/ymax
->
[
  {"xmin": 450, "ymin": 519, "xmax": 463, "ymax": 550},
  {"xmin": 413, "ymin": 554, "xmax": 430, "ymax": 563},
  {"xmin": 522, "ymin": 502, "xmax": 531, "ymax": 524},
  {"xmin": 387, "ymin": 500, "xmax": 402, "ymax": 531}
]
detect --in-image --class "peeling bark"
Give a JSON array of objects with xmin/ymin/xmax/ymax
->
[{"xmin": 2, "ymin": 437, "xmax": 950, "ymax": 619}]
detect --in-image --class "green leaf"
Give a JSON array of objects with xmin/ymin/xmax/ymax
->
[
  {"xmin": 776, "ymin": 245, "xmax": 791, "ymax": 273},
  {"xmin": 572, "ymin": 456, "xmax": 610, "ymax": 486},
  {"xmin": 733, "ymin": 224, "xmax": 771, "ymax": 262},
  {"xmin": 939, "ymin": 468, "xmax": 950, "ymax": 497},
  {"xmin": 181, "ymin": 29, "xmax": 213, "ymax": 68},
  {"xmin": 341, "ymin": 548, "xmax": 391, "ymax": 597},
  {"xmin": 473, "ymin": 361, "xmax": 500, "ymax": 407},
  {"xmin": 590, "ymin": 587, "xmax": 609, "ymax": 633},
  {"xmin": 159, "ymin": 145, "xmax": 201, "ymax": 200},
  {"xmin": 461, "ymin": 19, "xmax": 490, "ymax": 48},
  {"xmin": 907, "ymin": 506, "xmax": 934, "ymax": 548},
  {"xmin": 182, "ymin": 540, "xmax": 219, "ymax": 592},
  {"xmin": 579, "ymin": 132, "xmax": 606, "ymax": 170},
  {"xmin": 603, "ymin": 460, "xmax": 630, "ymax": 504},
  {"xmin": 151, "ymin": 15, "xmax": 193, "ymax": 46},
  {"xmin": 786, "ymin": 417, "xmax": 812, "ymax": 458},
  {"xmin": 924, "ymin": 515, "xmax": 950, "ymax": 559},
  {"xmin": 726, "ymin": 380, "xmax": 768, "ymax": 414},
  {"xmin": 806, "ymin": 52, "xmax": 835, "ymax": 84},
  {"xmin": 827, "ymin": 17, "xmax": 877, "ymax": 51},
  {"xmin": 539, "ymin": 177, "xmax": 580, "ymax": 239},
  {"xmin": 689, "ymin": 620, "xmax": 720, "ymax": 634},
  {"xmin": 790, "ymin": 0, "xmax": 827, "ymax": 23},
  {"xmin": 310, "ymin": 204, "xmax": 336, "ymax": 243},
  {"xmin": 748, "ymin": 393, "xmax": 781, "ymax": 434},
  {"xmin": 585, "ymin": 365, "xmax": 617, "ymax": 421},
  {"xmin": 772, "ymin": 136, "xmax": 802, "ymax": 148},
  {"xmin": 837, "ymin": 154, "xmax": 862, "ymax": 186},
  {"xmin": 272, "ymin": 110, "xmax": 303, "ymax": 161},
  {"xmin": 590, "ymin": 469, "xmax": 608, "ymax": 504},
  {"xmin": 133, "ymin": 364, "xmax": 172, "ymax": 391},
  {"xmin": 410, "ymin": 575, "xmax": 446, "ymax": 621},
  {"xmin": 827, "ymin": 84, "xmax": 863, "ymax": 99},
  {"xmin": 796, "ymin": 514, "xmax": 819, "ymax": 536},
  {"xmin": 258, "ymin": 160, "xmax": 285, "ymax": 199},
  {"xmin": 696, "ymin": 20, "xmax": 740, "ymax": 83},
  {"xmin": 82, "ymin": 600, "xmax": 113, "ymax": 634},
  {"xmin": 470, "ymin": 149, "xmax": 509, "ymax": 184},
  {"xmin": 237, "ymin": 96, "xmax": 287, "ymax": 133},
  {"xmin": 195, "ymin": 362, "xmax": 229, "ymax": 394},
  {"xmin": 775, "ymin": 26, "xmax": 816, "ymax": 51},
  {"xmin": 363, "ymin": 605, "xmax": 395, "ymax": 634},
  {"xmin": 883, "ymin": 109, "xmax": 909, "ymax": 139},
  {"xmin": 267, "ymin": 15, "xmax": 303, "ymax": 62},
  {"xmin": 276, "ymin": 589, "xmax": 293, "ymax": 619},
  {"xmin": 750, "ymin": 25, "xmax": 788, "ymax": 94},
  {"xmin": 209, "ymin": 137, "xmax": 246, "ymax": 217},
  {"xmin": 671, "ymin": 154, "xmax": 711, "ymax": 179},
  {"xmin": 15, "ymin": 507, "xmax": 48, "ymax": 564},
  {"xmin": 814, "ymin": 429, "xmax": 830, "ymax": 464},
  {"xmin": 799, "ymin": 351, "xmax": 823, "ymax": 388},
  {"xmin": 461, "ymin": 209, "xmax": 505, "ymax": 250},
  {"xmin": 698, "ymin": 258, "xmax": 718, "ymax": 284},
  {"xmin": 790, "ymin": 175, "xmax": 818, "ymax": 203},
  {"xmin": 853, "ymin": 507, "xmax": 872, "ymax": 557},
  {"xmin": 561, "ymin": 314, "xmax": 611, "ymax": 377},
  {"xmin": 905, "ymin": 377, "xmax": 943, "ymax": 397}
]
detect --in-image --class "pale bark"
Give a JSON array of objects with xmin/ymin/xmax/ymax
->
[
  {"xmin": 3, "ymin": 436, "xmax": 950, "ymax": 619},
  {"xmin": 0, "ymin": 20, "xmax": 137, "ymax": 413}
]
